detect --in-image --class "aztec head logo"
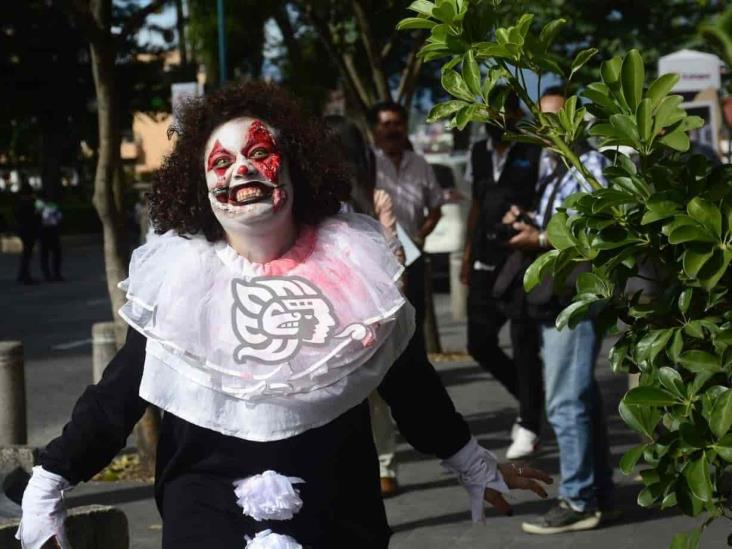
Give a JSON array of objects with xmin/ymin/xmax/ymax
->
[{"xmin": 231, "ymin": 276, "xmax": 338, "ymax": 364}]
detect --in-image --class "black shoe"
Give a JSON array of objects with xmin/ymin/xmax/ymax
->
[
  {"xmin": 522, "ymin": 499, "xmax": 600, "ymax": 535},
  {"xmin": 17, "ymin": 277, "xmax": 39, "ymax": 285}
]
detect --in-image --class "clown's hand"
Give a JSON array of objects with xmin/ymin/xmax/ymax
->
[
  {"xmin": 442, "ymin": 437, "xmax": 552, "ymax": 522},
  {"xmin": 15, "ymin": 466, "xmax": 72, "ymax": 549}
]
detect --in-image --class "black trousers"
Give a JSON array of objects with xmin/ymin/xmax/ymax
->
[
  {"xmin": 40, "ymin": 226, "xmax": 62, "ymax": 280},
  {"xmin": 467, "ymin": 269, "xmax": 543, "ymax": 434},
  {"xmin": 17, "ymin": 232, "xmax": 36, "ymax": 281}
]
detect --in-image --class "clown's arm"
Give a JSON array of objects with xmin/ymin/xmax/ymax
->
[
  {"xmin": 17, "ymin": 328, "xmax": 148, "ymax": 548},
  {"xmin": 377, "ymin": 334, "xmax": 551, "ymax": 521}
]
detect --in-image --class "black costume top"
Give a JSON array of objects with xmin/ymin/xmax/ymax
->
[{"xmin": 40, "ymin": 327, "xmax": 470, "ymax": 548}]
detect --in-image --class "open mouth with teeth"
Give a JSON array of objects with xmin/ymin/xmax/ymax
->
[{"xmin": 212, "ymin": 181, "xmax": 274, "ymax": 206}]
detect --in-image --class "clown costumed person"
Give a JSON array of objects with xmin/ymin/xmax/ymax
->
[{"xmin": 17, "ymin": 83, "xmax": 551, "ymax": 549}]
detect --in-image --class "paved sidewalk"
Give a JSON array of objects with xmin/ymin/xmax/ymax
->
[{"xmin": 1, "ymin": 238, "xmax": 728, "ymax": 547}]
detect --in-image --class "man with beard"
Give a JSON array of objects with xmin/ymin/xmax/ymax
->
[
  {"xmin": 368, "ymin": 101, "xmax": 443, "ymax": 496},
  {"xmin": 460, "ymin": 90, "xmax": 543, "ymax": 460}
]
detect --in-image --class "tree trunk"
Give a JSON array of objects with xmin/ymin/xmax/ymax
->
[
  {"xmin": 423, "ymin": 255, "xmax": 442, "ymax": 354},
  {"xmin": 88, "ymin": 0, "xmax": 159, "ymax": 473}
]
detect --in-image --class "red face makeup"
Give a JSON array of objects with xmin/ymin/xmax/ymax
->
[
  {"xmin": 245, "ymin": 120, "xmax": 281, "ymax": 182},
  {"xmin": 204, "ymin": 117, "xmax": 292, "ymax": 222},
  {"xmin": 205, "ymin": 119, "xmax": 281, "ymax": 184}
]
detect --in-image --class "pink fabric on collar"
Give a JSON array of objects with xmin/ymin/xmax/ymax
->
[{"xmin": 260, "ymin": 225, "xmax": 317, "ymax": 276}]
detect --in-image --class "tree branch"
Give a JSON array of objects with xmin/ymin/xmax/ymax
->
[
  {"xmin": 396, "ymin": 33, "xmax": 426, "ymax": 107},
  {"xmin": 301, "ymin": 4, "xmax": 371, "ymax": 114},
  {"xmin": 62, "ymin": 0, "xmax": 106, "ymax": 45},
  {"xmin": 119, "ymin": 0, "xmax": 170, "ymax": 39},
  {"xmin": 273, "ymin": 3, "xmax": 302, "ymax": 69},
  {"xmin": 351, "ymin": 0, "xmax": 390, "ymax": 101}
]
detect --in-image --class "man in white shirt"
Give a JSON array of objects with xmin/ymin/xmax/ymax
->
[{"xmin": 368, "ymin": 101, "xmax": 443, "ymax": 497}]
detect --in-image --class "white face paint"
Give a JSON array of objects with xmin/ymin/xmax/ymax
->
[{"xmin": 203, "ymin": 117, "xmax": 293, "ymax": 232}]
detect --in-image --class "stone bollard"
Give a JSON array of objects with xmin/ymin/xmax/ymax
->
[
  {"xmin": 0, "ymin": 342, "xmax": 26, "ymax": 445},
  {"xmin": 92, "ymin": 322, "xmax": 118, "ymax": 384}
]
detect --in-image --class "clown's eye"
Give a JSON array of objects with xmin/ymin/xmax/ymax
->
[
  {"xmin": 214, "ymin": 157, "xmax": 232, "ymax": 168},
  {"xmin": 250, "ymin": 148, "xmax": 269, "ymax": 160}
]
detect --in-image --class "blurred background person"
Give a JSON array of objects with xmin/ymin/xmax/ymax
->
[
  {"xmin": 369, "ymin": 101, "xmax": 444, "ymax": 351},
  {"xmin": 502, "ymin": 87, "xmax": 616, "ymax": 534},
  {"xmin": 324, "ymin": 114, "xmax": 404, "ymax": 497},
  {"xmin": 37, "ymin": 192, "xmax": 64, "ymax": 282},
  {"xmin": 460, "ymin": 90, "xmax": 543, "ymax": 459},
  {"xmin": 14, "ymin": 181, "xmax": 41, "ymax": 285}
]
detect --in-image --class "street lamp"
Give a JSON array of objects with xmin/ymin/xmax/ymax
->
[{"xmin": 217, "ymin": 0, "xmax": 227, "ymax": 84}]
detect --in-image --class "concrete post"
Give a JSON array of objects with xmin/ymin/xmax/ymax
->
[
  {"xmin": 0, "ymin": 342, "xmax": 26, "ymax": 445},
  {"xmin": 92, "ymin": 322, "xmax": 118, "ymax": 383},
  {"xmin": 449, "ymin": 251, "xmax": 467, "ymax": 321}
]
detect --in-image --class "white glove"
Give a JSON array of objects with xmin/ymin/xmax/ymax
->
[
  {"xmin": 442, "ymin": 436, "xmax": 509, "ymax": 523},
  {"xmin": 15, "ymin": 466, "xmax": 73, "ymax": 549}
]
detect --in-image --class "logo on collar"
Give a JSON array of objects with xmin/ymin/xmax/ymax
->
[{"xmin": 231, "ymin": 276, "xmax": 374, "ymax": 364}]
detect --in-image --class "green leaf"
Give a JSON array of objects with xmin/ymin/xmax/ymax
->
[
  {"xmin": 523, "ymin": 250, "xmax": 559, "ymax": 292},
  {"xmin": 668, "ymin": 224, "xmax": 716, "ymax": 244},
  {"xmin": 713, "ymin": 433, "xmax": 732, "ymax": 462},
  {"xmin": 619, "ymin": 400, "xmax": 661, "ymax": 439},
  {"xmin": 620, "ymin": 443, "xmax": 647, "ymax": 475},
  {"xmin": 624, "ymin": 386, "xmax": 677, "ymax": 406},
  {"xmin": 710, "ymin": 389, "xmax": 732, "ymax": 439},
  {"xmin": 546, "ymin": 211, "xmax": 575, "ymax": 250},
  {"xmin": 555, "ymin": 299, "xmax": 592, "ymax": 330},
  {"xmin": 601, "ymin": 55, "xmax": 623, "ymax": 86},
  {"xmin": 637, "ymin": 98, "xmax": 653, "ymax": 143},
  {"xmin": 426, "ymin": 100, "xmax": 468, "ymax": 122},
  {"xmin": 668, "ymin": 329, "xmax": 684, "ymax": 363},
  {"xmin": 462, "ymin": 50, "xmax": 481, "ymax": 97},
  {"xmin": 697, "ymin": 248, "xmax": 732, "ymax": 291},
  {"xmin": 581, "ymin": 83, "xmax": 617, "ymax": 112},
  {"xmin": 609, "ymin": 114, "xmax": 640, "ymax": 146},
  {"xmin": 682, "ymin": 243, "xmax": 715, "ymax": 278},
  {"xmin": 569, "ymin": 48, "xmax": 598, "ymax": 80},
  {"xmin": 453, "ymin": 104, "xmax": 477, "ymax": 130},
  {"xmin": 670, "ymin": 527, "xmax": 702, "ymax": 549},
  {"xmin": 432, "ymin": 0, "xmax": 457, "ymax": 23},
  {"xmin": 441, "ymin": 70, "xmax": 474, "ymax": 101},
  {"xmin": 679, "ymin": 350, "xmax": 721, "ymax": 374},
  {"xmin": 647, "ymin": 73, "xmax": 680, "ymax": 108},
  {"xmin": 687, "ymin": 197, "xmax": 722, "ymax": 238},
  {"xmin": 621, "ymin": 49, "xmax": 644, "ymax": 111},
  {"xmin": 397, "ymin": 17, "xmax": 437, "ymax": 30},
  {"xmin": 684, "ymin": 454, "xmax": 712, "ymax": 502},
  {"xmin": 659, "ymin": 130, "xmax": 690, "ymax": 152},
  {"xmin": 654, "ymin": 95, "xmax": 686, "ymax": 132},
  {"xmin": 658, "ymin": 367, "xmax": 685, "ymax": 400},
  {"xmin": 576, "ymin": 272, "xmax": 609, "ymax": 296},
  {"xmin": 678, "ymin": 288, "xmax": 693, "ymax": 315},
  {"xmin": 641, "ymin": 198, "xmax": 681, "ymax": 224},
  {"xmin": 539, "ymin": 18, "xmax": 566, "ymax": 48},
  {"xmin": 407, "ymin": 0, "xmax": 436, "ymax": 17}
]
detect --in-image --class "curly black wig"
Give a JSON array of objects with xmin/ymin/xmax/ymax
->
[{"xmin": 150, "ymin": 81, "xmax": 351, "ymax": 242}]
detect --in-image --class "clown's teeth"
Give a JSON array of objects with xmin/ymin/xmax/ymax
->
[{"xmin": 236, "ymin": 187, "xmax": 263, "ymax": 202}]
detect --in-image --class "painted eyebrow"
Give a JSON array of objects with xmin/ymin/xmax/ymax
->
[{"xmin": 206, "ymin": 139, "xmax": 234, "ymax": 171}]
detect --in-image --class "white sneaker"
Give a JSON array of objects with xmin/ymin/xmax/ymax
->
[
  {"xmin": 510, "ymin": 418, "xmax": 521, "ymax": 441},
  {"xmin": 506, "ymin": 426, "xmax": 539, "ymax": 460}
]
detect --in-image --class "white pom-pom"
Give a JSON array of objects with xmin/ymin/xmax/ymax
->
[
  {"xmin": 245, "ymin": 530, "xmax": 302, "ymax": 549},
  {"xmin": 233, "ymin": 470, "xmax": 305, "ymax": 521}
]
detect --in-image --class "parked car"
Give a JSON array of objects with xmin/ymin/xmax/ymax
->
[{"xmin": 423, "ymin": 152, "xmax": 469, "ymax": 293}]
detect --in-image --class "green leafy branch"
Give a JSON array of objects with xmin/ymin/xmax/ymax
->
[{"xmin": 399, "ymin": 1, "xmax": 732, "ymax": 546}]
